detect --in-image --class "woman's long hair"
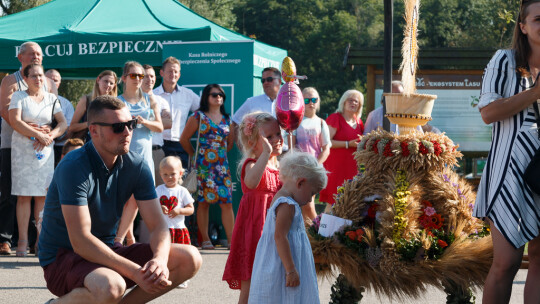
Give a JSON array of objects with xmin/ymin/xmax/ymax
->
[
  {"xmin": 91, "ymin": 70, "xmax": 118, "ymax": 100},
  {"xmin": 513, "ymin": 0, "xmax": 540, "ymax": 76}
]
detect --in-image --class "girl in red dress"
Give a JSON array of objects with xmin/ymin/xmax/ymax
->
[{"xmin": 222, "ymin": 112, "xmax": 283, "ymax": 304}]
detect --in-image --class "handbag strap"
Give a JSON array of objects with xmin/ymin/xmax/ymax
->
[
  {"xmin": 190, "ymin": 112, "xmax": 202, "ymax": 170},
  {"xmin": 534, "ymin": 101, "xmax": 540, "ymax": 140},
  {"xmin": 51, "ymin": 98, "xmax": 58, "ymax": 122}
]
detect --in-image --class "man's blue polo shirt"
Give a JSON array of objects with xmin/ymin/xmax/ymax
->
[{"xmin": 38, "ymin": 142, "xmax": 157, "ymax": 267}]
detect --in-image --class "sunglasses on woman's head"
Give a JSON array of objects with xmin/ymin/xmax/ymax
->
[
  {"xmin": 91, "ymin": 119, "xmax": 137, "ymax": 133},
  {"xmin": 304, "ymin": 98, "xmax": 318, "ymax": 104},
  {"xmin": 128, "ymin": 73, "xmax": 145, "ymax": 80},
  {"xmin": 210, "ymin": 92, "xmax": 225, "ymax": 98}
]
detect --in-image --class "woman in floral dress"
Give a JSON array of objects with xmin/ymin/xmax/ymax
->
[{"xmin": 180, "ymin": 84, "xmax": 235, "ymax": 249}]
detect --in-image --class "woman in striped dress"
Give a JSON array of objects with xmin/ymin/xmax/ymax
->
[{"xmin": 474, "ymin": 1, "xmax": 540, "ymax": 302}]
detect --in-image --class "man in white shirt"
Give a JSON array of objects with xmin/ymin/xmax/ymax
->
[
  {"xmin": 153, "ymin": 57, "xmax": 199, "ymax": 168},
  {"xmin": 231, "ymin": 67, "xmax": 281, "ymax": 146},
  {"xmin": 45, "ymin": 69, "xmax": 75, "ymax": 166},
  {"xmin": 142, "ymin": 64, "xmax": 171, "ymax": 185}
]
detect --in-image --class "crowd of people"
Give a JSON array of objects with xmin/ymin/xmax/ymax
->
[{"xmin": 0, "ymin": 40, "xmax": 372, "ymax": 303}]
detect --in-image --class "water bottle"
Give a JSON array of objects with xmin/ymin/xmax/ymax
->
[{"xmin": 30, "ymin": 137, "xmax": 45, "ymax": 160}]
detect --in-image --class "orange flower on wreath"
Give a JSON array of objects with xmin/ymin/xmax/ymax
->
[
  {"xmin": 437, "ymin": 239, "xmax": 448, "ymax": 248},
  {"xmin": 345, "ymin": 231, "xmax": 357, "ymax": 241},
  {"xmin": 355, "ymin": 229, "xmax": 365, "ymax": 241},
  {"xmin": 429, "ymin": 213, "xmax": 444, "ymax": 230}
]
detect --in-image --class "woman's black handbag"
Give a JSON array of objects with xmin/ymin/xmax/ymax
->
[
  {"xmin": 524, "ymin": 101, "xmax": 540, "ymax": 195},
  {"xmin": 50, "ymin": 98, "xmax": 59, "ymax": 129}
]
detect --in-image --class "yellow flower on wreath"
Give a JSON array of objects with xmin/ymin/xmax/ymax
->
[{"xmin": 203, "ymin": 188, "xmax": 219, "ymax": 203}]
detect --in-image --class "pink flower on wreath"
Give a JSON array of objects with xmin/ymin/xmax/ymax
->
[
  {"xmin": 424, "ymin": 206, "xmax": 436, "ymax": 216},
  {"xmin": 243, "ymin": 116, "xmax": 256, "ymax": 136}
]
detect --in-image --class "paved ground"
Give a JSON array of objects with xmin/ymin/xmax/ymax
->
[{"xmin": 0, "ymin": 247, "xmax": 527, "ymax": 303}]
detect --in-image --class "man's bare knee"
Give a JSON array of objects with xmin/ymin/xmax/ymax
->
[
  {"xmin": 169, "ymin": 245, "xmax": 202, "ymax": 279},
  {"xmin": 85, "ymin": 268, "xmax": 127, "ymax": 303}
]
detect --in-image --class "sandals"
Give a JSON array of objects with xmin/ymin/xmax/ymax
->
[
  {"xmin": 201, "ymin": 241, "xmax": 215, "ymax": 250},
  {"xmin": 16, "ymin": 240, "xmax": 28, "ymax": 257}
]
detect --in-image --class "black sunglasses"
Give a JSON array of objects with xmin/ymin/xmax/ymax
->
[
  {"xmin": 91, "ymin": 119, "xmax": 137, "ymax": 133},
  {"xmin": 304, "ymin": 98, "xmax": 318, "ymax": 104},
  {"xmin": 261, "ymin": 76, "xmax": 277, "ymax": 84},
  {"xmin": 210, "ymin": 92, "xmax": 225, "ymax": 98}
]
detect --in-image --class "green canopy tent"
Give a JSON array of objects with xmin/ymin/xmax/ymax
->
[{"xmin": 0, "ymin": 0, "xmax": 285, "ymax": 77}]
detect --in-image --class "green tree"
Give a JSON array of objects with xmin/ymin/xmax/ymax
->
[
  {"xmin": 0, "ymin": 0, "xmax": 50, "ymax": 15},
  {"xmin": 178, "ymin": 0, "xmax": 237, "ymax": 30}
]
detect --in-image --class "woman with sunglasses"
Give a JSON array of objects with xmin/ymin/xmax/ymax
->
[
  {"xmin": 69, "ymin": 70, "xmax": 118, "ymax": 141},
  {"xmin": 319, "ymin": 90, "xmax": 364, "ymax": 211},
  {"xmin": 115, "ymin": 61, "xmax": 164, "ymax": 246},
  {"xmin": 180, "ymin": 84, "xmax": 235, "ymax": 250},
  {"xmin": 474, "ymin": 1, "xmax": 540, "ymax": 302},
  {"xmin": 289, "ymin": 87, "xmax": 331, "ymax": 221},
  {"xmin": 8, "ymin": 64, "xmax": 67, "ymax": 256}
]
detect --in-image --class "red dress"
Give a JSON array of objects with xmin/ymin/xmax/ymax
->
[
  {"xmin": 222, "ymin": 158, "xmax": 281, "ymax": 289},
  {"xmin": 319, "ymin": 113, "xmax": 364, "ymax": 204}
]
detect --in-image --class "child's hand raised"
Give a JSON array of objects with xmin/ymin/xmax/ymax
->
[
  {"xmin": 161, "ymin": 205, "xmax": 168, "ymax": 215},
  {"xmin": 285, "ymin": 269, "xmax": 300, "ymax": 287},
  {"xmin": 259, "ymin": 134, "xmax": 272, "ymax": 155}
]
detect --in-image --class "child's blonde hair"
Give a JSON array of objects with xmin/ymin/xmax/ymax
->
[
  {"xmin": 237, "ymin": 112, "xmax": 278, "ymax": 174},
  {"xmin": 279, "ymin": 152, "xmax": 328, "ymax": 192},
  {"xmin": 160, "ymin": 156, "xmax": 184, "ymax": 173}
]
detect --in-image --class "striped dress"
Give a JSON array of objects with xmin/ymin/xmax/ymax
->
[{"xmin": 473, "ymin": 49, "xmax": 540, "ymax": 249}]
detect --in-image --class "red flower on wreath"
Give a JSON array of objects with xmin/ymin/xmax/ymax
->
[
  {"xmin": 419, "ymin": 142, "xmax": 429, "ymax": 155},
  {"xmin": 383, "ymin": 141, "xmax": 393, "ymax": 157},
  {"xmin": 437, "ymin": 239, "xmax": 448, "ymax": 248},
  {"xmin": 372, "ymin": 139, "xmax": 381, "ymax": 154},
  {"xmin": 345, "ymin": 228, "xmax": 365, "ymax": 242},
  {"xmin": 432, "ymin": 141, "xmax": 442, "ymax": 156},
  {"xmin": 401, "ymin": 141, "xmax": 410, "ymax": 157},
  {"xmin": 355, "ymin": 229, "xmax": 365, "ymax": 241},
  {"xmin": 346, "ymin": 231, "xmax": 356, "ymax": 241},
  {"xmin": 429, "ymin": 213, "xmax": 444, "ymax": 230},
  {"xmin": 422, "ymin": 200, "xmax": 432, "ymax": 208}
]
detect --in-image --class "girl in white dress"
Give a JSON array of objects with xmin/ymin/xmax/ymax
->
[
  {"xmin": 8, "ymin": 64, "xmax": 67, "ymax": 256},
  {"xmin": 249, "ymin": 152, "xmax": 327, "ymax": 304}
]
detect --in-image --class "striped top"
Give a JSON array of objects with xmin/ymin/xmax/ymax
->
[{"xmin": 473, "ymin": 49, "xmax": 540, "ymax": 248}]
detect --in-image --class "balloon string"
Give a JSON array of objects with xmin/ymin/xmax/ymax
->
[{"xmin": 288, "ymin": 132, "xmax": 294, "ymax": 154}]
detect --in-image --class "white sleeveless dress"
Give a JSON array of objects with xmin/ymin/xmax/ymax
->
[{"xmin": 248, "ymin": 196, "xmax": 320, "ymax": 304}]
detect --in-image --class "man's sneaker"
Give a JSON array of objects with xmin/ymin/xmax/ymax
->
[{"xmin": 177, "ymin": 280, "xmax": 190, "ymax": 289}]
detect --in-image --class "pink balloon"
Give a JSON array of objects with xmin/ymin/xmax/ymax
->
[{"xmin": 275, "ymin": 82, "xmax": 304, "ymax": 132}]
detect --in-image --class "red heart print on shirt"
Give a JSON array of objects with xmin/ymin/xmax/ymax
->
[{"xmin": 159, "ymin": 196, "xmax": 178, "ymax": 213}]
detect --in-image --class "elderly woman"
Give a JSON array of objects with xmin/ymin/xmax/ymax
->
[
  {"xmin": 319, "ymin": 89, "xmax": 364, "ymax": 208},
  {"xmin": 9, "ymin": 63, "xmax": 67, "ymax": 256},
  {"xmin": 290, "ymin": 87, "xmax": 331, "ymax": 221},
  {"xmin": 69, "ymin": 70, "xmax": 118, "ymax": 141}
]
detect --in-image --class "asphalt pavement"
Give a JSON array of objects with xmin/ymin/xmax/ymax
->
[{"xmin": 0, "ymin": 247, "xmax": 527, "ymax": 303}]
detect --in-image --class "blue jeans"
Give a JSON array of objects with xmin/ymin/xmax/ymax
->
[{"xmin": 162, "ymin": 140, "xmax": 189, "ymax": 169}]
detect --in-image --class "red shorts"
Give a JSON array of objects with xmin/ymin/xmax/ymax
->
[
  {"xmin": 42, "ymin": 243, "xmax": 153, "ymax": 297},
  {"xmin": 169, "ymin": 228, "xmax": 191, "ymax": 245}
]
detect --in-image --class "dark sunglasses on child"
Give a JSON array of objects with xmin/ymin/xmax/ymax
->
[
  {"xmin": 91, "ymin": 119, "xmax": 138, "ymax": 133},
  {"xmin": 261, "ymin": 77, "xmax": 277, "ymax": 84},
  {"xmin": 210, "ymin": 92, "xmax": 225, "ymax": 98},
  {"xmin": 304, "ymin": 97, "xmax": 318, "ymax": 104},
  {"xmin": 128, "ymin": 73, "xmax": 145, "ymax": 79}
]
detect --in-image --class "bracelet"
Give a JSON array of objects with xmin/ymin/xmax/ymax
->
[
  {"xmin": 345, "ymin": 141, "xmax": 349, "ymax": 149},
  {"xmin": 286, "ymin": 270, "xmax": 296, "ymax": 276}
]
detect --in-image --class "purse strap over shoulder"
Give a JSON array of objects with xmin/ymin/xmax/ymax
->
[{"xmin": 189, "ymin": 112, "xmax": 202, "ymax": 170}]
